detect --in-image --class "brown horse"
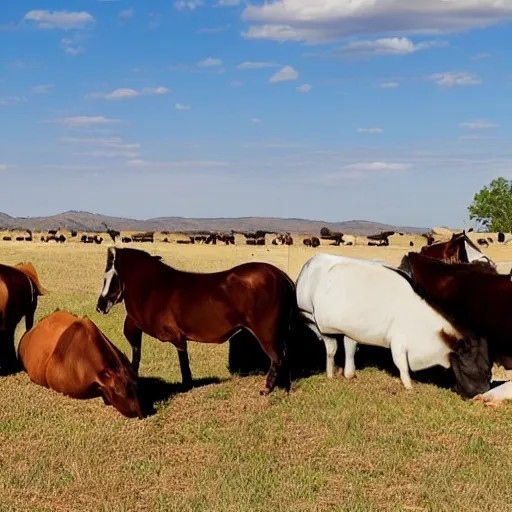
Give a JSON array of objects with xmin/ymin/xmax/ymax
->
[
  {"xmin": 18, "ymin": 310, "xmax": 143, "ymax": 419},
  {"xmin": 420, "ymin": 232, "xmax": 496, "ymax": 267},
  {"xmin": 0, "ymin": 262, "xmax": 48, "ymax": 374},
  {"xmin": 95, "ymin": 247, "xmax": 297, "ymax": 395}
]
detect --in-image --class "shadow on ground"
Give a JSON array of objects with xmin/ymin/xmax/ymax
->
[
  {"xmin": 227, "ymin": 315, "xmax": 458, "ymax": 392},
  {"xmin": 138, "ymin": 376, "xmax": 225, "ymax": 416}
]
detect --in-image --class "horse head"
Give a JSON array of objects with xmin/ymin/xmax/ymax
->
[{"xmin": 96, "ymin": 247, "xmax": 124, "ymax": 314}]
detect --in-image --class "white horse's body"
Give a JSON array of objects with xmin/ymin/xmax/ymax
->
[{"xmin": 296, "ymin": 253, "xmax": 464, "ymax": 389}]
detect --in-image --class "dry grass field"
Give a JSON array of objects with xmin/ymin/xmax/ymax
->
[{"xmin": 2, "ymin": 240, "xmax": 512, "ymax": 512}]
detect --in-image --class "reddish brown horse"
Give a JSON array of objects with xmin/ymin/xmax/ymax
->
[
  {"xmin": 95, "ymin": 247, "xmax": 297, "ymax": 395},
  {"xmin": 0, "ymin": 262, "xmax": 48, "ymax": 374},
  {"xmin": 420, "ymin": 232, "xmax": 496, "ymax": 267},
  {"xmin": 19, "ymin": 310, "xmax": 143, "ymax": 419}
]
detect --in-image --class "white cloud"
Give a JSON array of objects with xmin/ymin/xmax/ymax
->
[
  {"xmin": 241, "ymin": 0, "xmax": 512, "ymax": 43},
  {"xmin": 0, "ymin": 96, "xmax": 26, "ymax": 106},
  {"xmin": 471, "ymin": 52, "xmax": 492, "ymax": 60},
  {"xmin": 459, "ymin": 120, "xmax": 499, "ymax": 130},
  {"xmin": 119, "ymin": 8, "xmax": 134, "ymax": 19},
  {"xmin": 32, "ymin": 84, "xmax": 54, "ymax": 94},
  {"xmin": 126, "ymin": 159, "xmax": 228, "ymax": 168},
  {"xmin": 59, "ymin": 136, "xmax": 140, "ymax": 149},
  {"xmin": 296, "ymin": 84, "xmax": 312, "ymax": 93},
  {"xmin": 197, "ymin": 57, "xmax": 223, "ymax": 67},
  {"xmin": 175, "ymin": 103, "xmax": 191, "ymax": 110},
  {"xmin": 174, "ymin": 1, "xmax": 203, "ymax": 11},
  {"xmin": 215, "ymin": 0, "xmax": 239, "ymax": 6},
  {"xmin": 87, "ymin": 86, "xmax": 170, "ymax": 100},
  {"xmin": 61, "ymin": 38, "xmax": 85, "ymax": 56},
  {"xmin": 380, "ymin": 81, "xmax": 400, "ymax": 88},
  {"xmin": 428, "ymin": 71, "xmax": 482, "ymax": 87},
  {"xmin": 250, "ymin": 118, "xmax": 262, "ymax": 124},
  {"xmin": 335, "ymin": 37, "xmax": 446, "ymax": 57},
  {"xmin": 345, "ymin": 162, "xmax": 411, "ymax": 171},
  {"xmin": 269, "ymin": 65, "xmax": 299, "ymax": 83},
  {"xmin": 0, "ymin": 164, "xmax": 10, "ymax": 171},
  {"xmin": 81, "ymin": 150, "xmax": 140, "ymax": 159},
  {"xmin": 23, "ymin": 10, "xmax": 95, "ymax": 30},
  {"xmin": 231, "ymin": 80, "xmax": 243, "ymax": 87},
  {"xmin": 54, "ymin": 116, "xmax": 121, "ymax": 127},
  {"xmin": 357, "ymin": 128, "xmax": 383, "ymax": 134},
  {"xmin": 237, "ymin": 61, "xmax": 279, "ymax": 70}
]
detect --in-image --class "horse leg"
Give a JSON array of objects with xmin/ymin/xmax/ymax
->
[
  {"xmin": 390, "ymin": 342, "xmax": 412, "ymax": 390},
  {"xmin": 124, "ymin": 316, "xmax": 143, "ymax": 374},
  {"xmin": 25, "ymin": 306, "xmax": 35, "ymax": 332},
  {"xmin": 344, "ymin": 336, "xmax": 358, "ymax": 380},
  {"xmin": 305, "ymin": 322, "xmax": 339, "ymax": 379},
  {"xmin": 174, "ymin": 339, "xmax": 193, "ymax": 391},
  {"xmin": 0, "ymin": 328, "xmax": 17, "ymax": 375}
]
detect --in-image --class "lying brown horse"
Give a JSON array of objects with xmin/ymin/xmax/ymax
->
[
  {"xmin": 95, "ymin": 247, "xmax": 297, "ymax": 395},
  {"xmin": 18, "ymin": 310, "xmax": 143, "ymax": 419},
  {"xmin": 0, "ymin": 262, "xmax": 48, "ymax": 374},
  {"xmin": 420, "ymin": 232, "xmax": 496, "ymax": 267}
]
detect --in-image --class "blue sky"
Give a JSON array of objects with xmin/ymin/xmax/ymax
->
[{"xmin": 0, "ymin": 1, "xmax": 511, "ymax": 227}]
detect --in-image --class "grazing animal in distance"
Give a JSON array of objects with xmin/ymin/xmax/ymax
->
[
  {"xmin": 295, "ymin": 253, "xmax": 491, "ymax": 398},
  {"xmin": 311, "ymin": 237, "xmax": 320, "ymax": 248},
  {"xmin": 0, "ymin": 262, "xmax": 48, "ymax": 374},
  {"xmin": 18, "ymin": 310, "xmax": 143, "ymax": 419},
  {"xmin": 303, "ymin": 238, "xmax": 312, "ymax": 247},
  {"xmin": 95, "ymin": 247, "xmax": 297, "ymax": 395}
]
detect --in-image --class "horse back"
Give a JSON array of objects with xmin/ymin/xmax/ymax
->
[{"xmin": 18, "ymin": 311, "xmax": 75, "ymax": 387}]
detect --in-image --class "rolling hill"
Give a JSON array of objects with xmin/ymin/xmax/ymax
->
[{"xmin": 0, "ymin": 210, "xmax": 428, "ymax": 235}]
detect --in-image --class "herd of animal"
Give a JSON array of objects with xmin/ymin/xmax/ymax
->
[
  {"xmin": 1, "ymin": 227, "xmax": 399, "ymax": 248},
  {"xmin": 0, "ymin": 231, "xmax": 510, "ymax": 420}
]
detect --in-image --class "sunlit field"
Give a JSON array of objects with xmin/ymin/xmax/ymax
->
[{"xmin": 2, "ymin": 239, "xmax": 512, "ymax": 512}]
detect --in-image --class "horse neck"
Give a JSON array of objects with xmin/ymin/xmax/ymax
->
[{"xmin": 116, "ymin": 251, "xmax": 174, "ymax": 293}]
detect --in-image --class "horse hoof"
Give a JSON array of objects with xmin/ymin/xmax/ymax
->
[{"xmin": 259, "ymin": 388, "xmax": 271, "ymax": 396}]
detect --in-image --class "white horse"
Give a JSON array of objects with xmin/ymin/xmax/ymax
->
[{"xmin": 296, "ymin": 253, "xmax": 490, "ymax": 396}]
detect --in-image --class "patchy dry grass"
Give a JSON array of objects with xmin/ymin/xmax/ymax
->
[{"xmin": 1, "ymin": 242, "xmax": 512, "ymax": 512}]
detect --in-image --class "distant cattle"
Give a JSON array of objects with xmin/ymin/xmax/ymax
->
[
  {"xmin": 409, "ymin": 241, "xmax": 414, "ymax": 247},
  {"xmin": 122, "ymin": 237, "xmax": 132, "ymax": 243},
  {"xmin": 477, "ymin": 238, "xmax": 489, "ymax": 247},
  {"xmin": 70, "ymin": 230, "xmax": 78, "ymax": 238},
  {"xmin": 303, "ymin": 237, "xmax": 320, "ymax": 248},
  {"xmin": 2, "ymin": 236, "xmax": 11, "ymax": 241},
  {"xmin": 320, "ymin": 227, "xmax": 343, "ymax": 246},
  {"xmin": 498, "ymin": 232, "xmax": 505, "ymax": 243},
  {"xmin": 81, "ymin": 234, "xmax": 103, "ymax": 244},
  {"xmin": 367, "ymin": 231, "xmax": 394, "ymax": 247},
  {"xmin": 177, "ymin": 240, "xmax": 191, "ymax": 244},
  {"xmin": 247, "ymin": 238, "xmax": 266, "ymax": 246},
  {"xmin": 16, "ymin": 236, "xmax": 24, "ymax": 241},
  {"xmin": 132, "ymin": 232, "xmax": 154, "ymax": 243},
  {"xmin": 48, "ymin": 229, "xmax": 59, "ymax": 236},
  {"xmin": 272, "ymin": 234, "xmax": 293, "ymax": 246}
]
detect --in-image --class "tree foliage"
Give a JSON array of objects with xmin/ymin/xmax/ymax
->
[{"xmin": 468, "ymin": 177, "xmax": 512, "ymax": 232}]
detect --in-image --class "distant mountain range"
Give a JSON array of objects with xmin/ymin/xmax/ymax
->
[{"xmin": 0, "ymin": 210, "xmax": 429, "ymax": 235}]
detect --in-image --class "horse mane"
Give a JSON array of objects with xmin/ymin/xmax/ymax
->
[
  {"xmin": 387, "ymin": 254, "xmax": 482, "ymax": 341},
  {"xmin": 14, "ymin": 262, "xmax": 49, "ymax": 295},
  {"xmin": 408, "ymin": 252, "xmax": 498, "ymax": 276}
]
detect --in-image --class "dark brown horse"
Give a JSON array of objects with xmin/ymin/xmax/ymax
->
[
  {"xmin": 0, "ymin": 262, "xmax": 48, "ymax": 374},
  {"xmin": 95, "ymin": 247, "xmax": 297, "ymax": 395},
  {"xmin": 420, "ymin": 232, "xmax": 496, "ymax": 267},
  {"xmin": 19, "ymin": 310, "xmax": 143, "ymax": 419}
]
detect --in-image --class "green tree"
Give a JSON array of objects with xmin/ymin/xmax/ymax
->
[{"xmin": 468, "ymin": 177, "xmax": 512, "ymax": 232}]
